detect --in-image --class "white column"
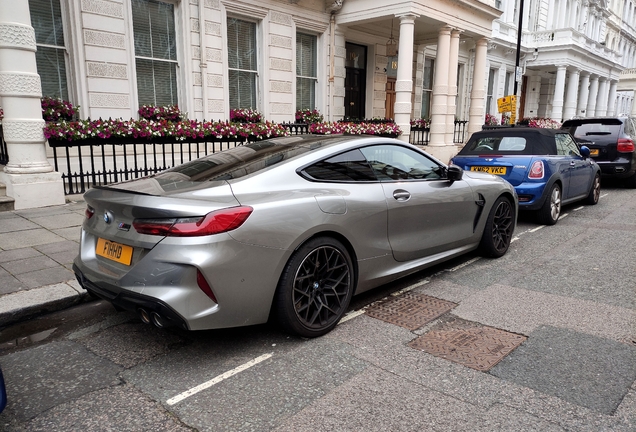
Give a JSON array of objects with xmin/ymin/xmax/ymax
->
[
  {"xmin": 587, "ymin": 75, "xmax": 599, "ymax": 117},
  {"xmin": 607, "ymin": 81, "xmax": 618, "ymax": 116},
  {"xmin": 0, "ymin": 0, "xmax": 65, "ymax": 209},
  {"xmin": 394, "ymin": 14, "xmax": 418, "ymax": 142},
  {"xmin": 445, "ymin": 30, "xmax": 461, "ymax": 145},
  {"xmin": 562, "ymin": 68, "xmax": 580, "ymax": 121},
  {"xmin": 468, "ymin": 38, "xmax": 488, "ymax": 136},
  {"xmin": 557, "ymin": 0, "xmax": 567, "ymax": 28},
  {"xmin": 595, "ymin": 78, "xmax": 609, "ymax": 116},
  {"xmin": 551, "ymin": 65, "xmax": 567, "ymax": 121},
  {"xmin": 577, "ymin": 72, "xmax": 590, "ymax": 117},
  {"xmin": 429, "ymin": 26, "xmax": 451, "ymax": 147}
]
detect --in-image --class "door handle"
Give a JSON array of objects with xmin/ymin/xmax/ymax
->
[{"xmin": 393, "ymin": 190, "xmax": 410, "ymax": 201}]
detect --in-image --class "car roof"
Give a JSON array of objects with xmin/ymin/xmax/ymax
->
[
  {"xmin": 461, "ymin": 127, "xmax": 565, "ymax": 156},
  {"xmin": 561, "ymin": 117, "xmax": 626, "ymax": 126}
]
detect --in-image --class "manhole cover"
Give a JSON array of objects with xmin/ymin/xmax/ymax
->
[
  {"xmin": 365, "ymin": 292, "xmax": 457, "ymax": 330},
  {"xmin": 409, "ymin": 317, "xmax": 527, "ymax": 371}
]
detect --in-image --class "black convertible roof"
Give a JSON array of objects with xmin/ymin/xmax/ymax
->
[{"xmin": 460, "ymin": 127, "xmax": 566, "ymax": 155}]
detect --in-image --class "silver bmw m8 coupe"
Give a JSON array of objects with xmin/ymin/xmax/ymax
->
[{"xmin": 73, "ymin": 135, "xmax": 517, "ymax": 337}]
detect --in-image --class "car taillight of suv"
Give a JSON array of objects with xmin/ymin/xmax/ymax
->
[{"xmin": 617, "ymin": 138, "xmax": 635, "ymax": 153}]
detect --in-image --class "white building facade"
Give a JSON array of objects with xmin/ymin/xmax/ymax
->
[{"xmin": 2, "ymin": 0, "xmax": 636, "ymax": 208}]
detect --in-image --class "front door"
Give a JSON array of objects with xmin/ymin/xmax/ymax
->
[
  {"xmin": 385, "ymin": 77, "xmax": 396, "ymax": 120},
  {"xmin": 345, "ymin": 43, "xmax": 367, "ymax": 120}
]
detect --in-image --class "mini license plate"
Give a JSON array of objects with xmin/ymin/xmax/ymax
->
[
  {"xmin": 589, "ymin": 149, "xmax": 599, "ymax": 157},
  {"xmin": 96, "ymin": 238, "xmax": 133, "ymax": 265},
  {"xmin": 470, "ymin": 166, "xmax": 507, "ymax": 175}
]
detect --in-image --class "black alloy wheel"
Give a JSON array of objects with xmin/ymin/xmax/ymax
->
[
  {"xmin": 274, "ymin": 237, "xmax": 354, "ymax": 338},
  {"xmin": 479, "ymin": 196, "xmax": 514, "ymax": 258}
]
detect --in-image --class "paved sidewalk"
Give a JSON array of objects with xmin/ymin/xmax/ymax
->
[{"xmin": 0, "ymin": 196, "xmax": 89, "ymax": 327}]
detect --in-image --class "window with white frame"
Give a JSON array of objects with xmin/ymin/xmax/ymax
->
[
  {"xmin": 486, "ymin": 68, "xmax": 496, "ymax": 114},
  {"xmin": 296, "ymin": 32, "xmax": 317, "ymax": 110},
  {"xmin": 227, "ymin": 18, "xmax": 258, "ymax": 109},
  {"xmin": 420, "ymin": 58, "xmax": 434, "ymax": 119},
  {"xmin": 132, "ymin": 0, "xmax": 178, "ymax": 107},
  {"xmin": 29, "ymin": 0, "xmax": 69, "ymax": 100}
]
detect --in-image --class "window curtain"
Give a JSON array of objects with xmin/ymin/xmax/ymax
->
[
  {"xmin": 296, "ymin": 33, "xmax": 317, "ymax": 110},
  {"xmin": 227, "ymin": 18, "xmax": 257, "ymax": 109},
  {"xmin": 29, "ymin": 0, "xmax": 68, "ymax": 100},
  {"xmin": 132, "ymin": 0, "xmax": 178, "ymax": 107}
]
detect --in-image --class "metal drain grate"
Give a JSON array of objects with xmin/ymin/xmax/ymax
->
[
  {"xmin": 409, "ymin": 317, "xmax": 527, "ymax": 371},
  {"xmin": 365, "ymin": 292, "xmax": 457, "ymax": 330}
]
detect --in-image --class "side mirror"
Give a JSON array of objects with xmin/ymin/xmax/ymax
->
[
  {"xmin": 579, "ymin": 145, "xmax": 591, "ymax": 158},
  {"xmin": 447, "ymin": 164, "xmax": 464, "ymax": 182}
]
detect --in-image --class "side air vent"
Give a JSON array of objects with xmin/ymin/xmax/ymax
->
[{"xmin": 473, "ymin": 194, "xmax": 486, "ymax": 232}]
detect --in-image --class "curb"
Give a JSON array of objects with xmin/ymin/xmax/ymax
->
[{"xmin": 0, "ymin": 279, "xmax": 89, "ymax": 328}]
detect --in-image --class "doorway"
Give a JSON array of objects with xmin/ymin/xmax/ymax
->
[
  {"xmin": 385, "ymin": 77, "xmax": 396, "ymax": 120},
  {"xmin": 345, "ymin": 43, "xmax": 367, "ymax": 120}
]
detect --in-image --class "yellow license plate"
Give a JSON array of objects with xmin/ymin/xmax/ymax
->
[
  {"xmin": 590, "ymin": 149, "xmax": 599, "ymax": 157},
  {"xmin": 470, "ymin": 166, "xmax": 507, "ymax": 175},
  {"xmin": 96, "ymin": 238, "xmax": 133, "ymax": 265}
]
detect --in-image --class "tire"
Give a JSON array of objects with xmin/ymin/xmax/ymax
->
[
  {"xmin": 479, "ymin": 196, "xmax": 515, "ymax": 258},
  {"xmin": 273, "ymin": 237, "xmax": 354, "ymax": 338},
  {"xmin": 537, "ymin": 183, "xmax": 561, "ymax": 225},
  {"xmin": 584, "ymin": 174, "xmax": 601, "ymax": 205}
]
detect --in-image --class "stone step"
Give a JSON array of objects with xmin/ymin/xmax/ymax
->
[{"xmin": 0, "ymin": 183, "xmax": 15, "ymax": 212}]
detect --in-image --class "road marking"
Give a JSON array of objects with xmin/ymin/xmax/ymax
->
[
  {"xmin": 558, "ymin": 212, "xmax": 569, "ymax": 220},
  {"xmin": 600, "ymin": 193, "xmax": 609, "ymax": 198},
  {"xmin": 166, "ymin": 353, "xmax": 273, "ymax": 405},
  {"xmin": 338, "ymin": 309, "xmax": 366, "ymax": 324},
  {"xmin": 391, "ymin": 278, "xmax": 430, "ymax": 295},
  {"xmin": 529, "ymin": 225, "xmax": 545, "ymax": 232},
  {"xmin": 573, "ymin": 206, "xmax": 584, "ymax": 211},
  {"xmin": 447, "ymin": 257, "xmax": 481, "ymax": 272}
]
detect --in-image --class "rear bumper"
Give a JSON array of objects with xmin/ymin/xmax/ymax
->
[
  {"xmin": 513, "ymin": 182, "xmax": 548, "ymax": 211},
  {"xmin": 596, "ymin": 159, "xmax": 636, "ymax": 179},
  {"xmin": 73, "ymin": 264, "xmax": 190, "ymax": 329}
]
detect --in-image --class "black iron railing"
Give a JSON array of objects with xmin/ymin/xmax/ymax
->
[
  {"xmin": 0, "ymin": 125, "xmax": 7, "ymax": 166},
  {"xmin": 48, "ymin": 137, "xmax": 251, "ymax": 195},
  {"xmin": 454, "ymin": 120, "xmax": 469, "ymax": 143}
]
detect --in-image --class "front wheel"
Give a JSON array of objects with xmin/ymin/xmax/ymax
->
[
  {"xmin": 479, "ymin": 196, "xmax": 515, "ymax": 258},
  {"xmin": 273, "ymin": 237, "xmax": 354, "ymax": 338},
  {"xmin": 537, "ymin": 183, "xmax": 561, "ymax": 225},
  {"xmin": 585, "ymin": 174, "xmax": 601, "ymax": 205}
]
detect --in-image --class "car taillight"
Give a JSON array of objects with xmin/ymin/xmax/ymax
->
[
  {"xmin": 196, "ymin": 269, "xmax": 217, "ymax": 303},
  {"xmin": 133, "ymin": 206, "xmax": 253, "ymax": 236},
  {"xmin": 85, "ymin": 206, "xmax": 95, "ymax": 219},
  {"xmin": 617, "ymin": 138, "xmax": 635, "ymax": 152},
  {"xmin": 528, "ymin": 160, "xmax": 544, "ymax": 179}
]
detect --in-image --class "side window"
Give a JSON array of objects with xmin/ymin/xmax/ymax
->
[
  {"xmin": 556, "ymin": 133, "xmax": 581, "ymax": 156},
  {"xmin": 132, "ymin": 0, "xmax": 179, "ymax": 106},
  {"xmin": 359, "ymin": 145, "xmax": 443, "ymax": 181},
  {"xmin": 302, "ymin": 149, "xmax": 377, "ymax": 181},
  {"xmin": 228, "ymin": 18, "xmax": 258, "ymax": 109},
  {"xmin": 29, "ymin": 0, "xmax": 69, "ymax": 100}
]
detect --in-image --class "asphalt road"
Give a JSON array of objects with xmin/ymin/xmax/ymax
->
[{"xmin": 0, "ymin": 182, "xmax": 634, "ymax": 431}]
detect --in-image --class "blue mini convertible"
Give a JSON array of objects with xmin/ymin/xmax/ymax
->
[{"xmin": 451, "ymin": 127, "xmax": 601, "ymax": 225}]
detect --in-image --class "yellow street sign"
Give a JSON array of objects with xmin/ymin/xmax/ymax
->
[{"xmin": 497, "ymin": 95, "xmax": 517, "ymax": 113}]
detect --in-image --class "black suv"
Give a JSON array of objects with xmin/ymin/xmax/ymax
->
[{"xmin": 561, "ymin": 117, "xmax": 636, "ymax": 188}]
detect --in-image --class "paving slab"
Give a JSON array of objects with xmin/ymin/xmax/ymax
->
[
  {"xmin": 0, "ymin": 255, "xmax": 60, "ymax": 275},
  {"xmin": 452, "ymin": 284, "xmax": 636, "ymax": 344},
  {"xmin": 15, "ymin": 266, "xmax": 76, "ymax": 289},
  {"xmin": 0, "ymin": 340, "xmax": 122, "ymax": 423},
  {"xmin": 0, "ymin": 229, "xmax": 67, "ymax": 250},
  {"xmin": 490, "ymin": 325, "xmax": 636, "ymax": 415},
  {"xmin": 14, "ymin": 384, "xmax": 192, "ymax": 432},
  {"xmin": 0, "ymin": 217, "xmax": 40, "ymax": 234},
  {"xmin": 0, "ymin": 247, "xmax": 43, "ymax": 264}
]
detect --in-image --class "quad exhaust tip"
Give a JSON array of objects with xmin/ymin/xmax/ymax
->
[
  {"xmin": 138, "ymin": 308, "xmax": 151, "ymax": 325},
  {"xmin": 151, "ymin": 312, "xmax": 165, "ymax": 328}
]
